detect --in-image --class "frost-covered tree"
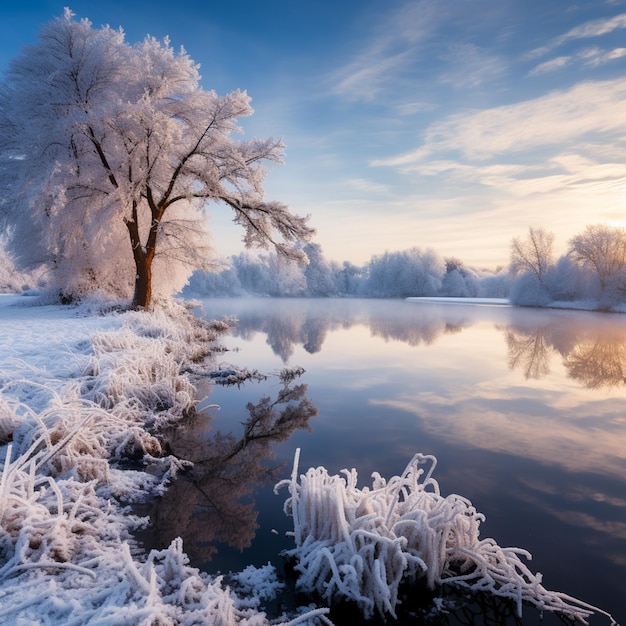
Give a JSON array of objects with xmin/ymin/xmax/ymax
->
[
  {"xmin": 367, "ymin": 248, "xmax": 444, "ymax": 298},
  {"xmin": 183, "ymin": 264, "xmax": 243, "ymax": 298},
  {"xmin": 0, "ymin": 239, "xmax": 34, "ymax": 293},
  {"xmin": 440, "ymin": 257, "xmax": 479, "ymax": 297},
  {"xmin": 0, "ymin": 10, "xmax": 312, "ymax": 307},
  {"xmin": 568, "ymin": 224, "xmax": 626, "ymax": 293},
  {"xmin": 302, "ymin": 243, "xmax": 337, "ymax": 297},
  {"xmin": 543, "ymin": 256, "xmax": 591, "ymax": 302},
  {"xmin": 231, "ymin": 252, "xmax": 271, "ymax": 295},
  {"xmin": 509, "ymin": 227, "xmax": 555, "ymax": 285},
  {"xmin": 508, "ymin": 227, "xmax": 555, "ymax": 306},
  {"xmin": 332, "ymin": 260, "xmax": 366, "ymax": 296},
  {"xmin": 266, "ymin": 253, "xmax": 306, "ymax": 297}
]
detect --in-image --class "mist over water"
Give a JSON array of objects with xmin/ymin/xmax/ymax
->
[{"xmin": 150, "ymin": 298, "xmax": 626, "ymax": 624}]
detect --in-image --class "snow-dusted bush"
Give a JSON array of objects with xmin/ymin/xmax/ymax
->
[
  {"xmin": 184, "ymin": 265, "xmax": 245, "ymax": 298},
  {"xmin": 0, "ymin": 439, "xmax": 303, "ymax": 625},
  {"xmin": 543, "ymin": 255, "xmax": 590, "ymax": 302},
  {"xmin": 0, "ymin": 242, "xmax": 35, "ymax": 294},
  {"xmin": 277, "ymin": 449, "xmax": 617, "ymax": 624},
  {"xmin": 366, "ymin": 248, "xmax": 444, "ymax": 298},
  {"xmin": 475, "ymin": 268, "xmax": 511, "ymax": 298},
  {"xmin": 508, "ymin": 272, "xmax": 552, "ymax": 306}
]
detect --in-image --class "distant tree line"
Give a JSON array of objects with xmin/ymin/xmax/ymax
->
[
  {"xmin": 181, "ymin": 242, "xmax": 510, "ymax": 299},
  {"xmin": 3, "ymin": 222, "xmax": 626, "ymax": 310},
  {"xmin": 181, "ymin": 223, "xmax": 626, "ymax": 310}
]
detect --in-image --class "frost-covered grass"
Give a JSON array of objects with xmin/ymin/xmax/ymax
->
[
  {"xmin": 0, "ymin": 294, "xmax": 618, "ymax": 625},
  {"xmin": 0, "ymin": 295, "xmax": 329, "ymax": 625}
]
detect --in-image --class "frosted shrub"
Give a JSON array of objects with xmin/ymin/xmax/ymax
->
[
  {"xmin": 508, "ymin": 272, "xmax": 551, "ymax": 306},
  {"xmin": 277, "ymin": 449, "xmax": 617, "ymax": 624}
]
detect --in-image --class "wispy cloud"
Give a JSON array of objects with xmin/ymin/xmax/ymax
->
[
  {"xmin": 528, "ymin": 55, "xmax": 571, "ymax": 76},
  {"xmin": 438, "ymin": 42, "xmax": 506, "ymax": 88},
  {"xmin": 327, "ymin": 1, "xmax": 445, "ymax": 101},
  {"xmin": 394, "ymin": 100, "xmax": 437, "ymax": 116},
  {"xmin": 327, "ymin": 0, "xmax": 506, "ymax": 102},
  {"xmin": 528, "ymin": 12, "xmax": 626, "ymax": 58},
  {"xmin": 372, "ymin": 78, "xmax": 626, "ymax": 165},
  {"xmin": 404, "ymin": 154, "xmax": 626, "ymax": 198},
  {"xmin": 344, "ymin": 178, "xmax": 390, "ymax": 194},
  {"xmin": 329, "ymin": 49, "xmax": 414, "ymax": 102},
  {"xmin": 529, "ymin": 46, "xmax": 626, "ymax": 75},
  {"xmin": 583, "ymin": 46, "xmax": 626, "ymax": 67}
]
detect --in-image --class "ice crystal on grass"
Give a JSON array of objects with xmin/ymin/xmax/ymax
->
[
  {"xmin": 276, "ymin": 448, "xmax": 618, "ymax": 625},
  {"xmin": 0, "ymin": 299, "xmax": 330, "ymax": 625}
]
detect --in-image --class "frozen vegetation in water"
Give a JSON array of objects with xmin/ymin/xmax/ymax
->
[
  {"xmin": 277, "ymin": 449, "xmax": 618, "ymax": 624},
  {"xmin": 0, "ymin": 295, "xmax": 618, "ymax": 625}
]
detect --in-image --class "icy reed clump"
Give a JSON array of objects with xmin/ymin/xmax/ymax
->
[
  {"xmin": 0, "ymin": 299, "xmax": 330, "ymax": 625},
  {"xmin": 276, "ymin": 448, "xmax": 618, "ymax": 625}
]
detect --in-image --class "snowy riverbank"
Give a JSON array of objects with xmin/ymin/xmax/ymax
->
[
  {"xmin": 0, "ymin": 294, "xmax": 618, "ymax": 625},
  {"xmin": 407, "ymin": 295, "xmax": 626, "ymax": 314},
  {"xmin": 0, "ymin": 294, "xmax": 331, "ymax": 624}
]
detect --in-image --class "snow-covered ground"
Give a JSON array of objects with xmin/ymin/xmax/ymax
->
[
  {"xmin": 406, "ymin": 296, "xmax": 510, "ymax": 306},
  {"xmin": 0, "ymin": 294, "xmax": 618, "ymax": 625}
]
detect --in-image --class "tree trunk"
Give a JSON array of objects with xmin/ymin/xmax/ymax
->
[
  {"xmin": 132, "ymin": 253, "xmax": 153, "ymax": 309},
  {"xmin": 126, "ymin": 202, "xmax": 156, "ymax": 309}
]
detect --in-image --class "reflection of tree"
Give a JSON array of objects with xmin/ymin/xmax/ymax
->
[
  {"xmin": 564, "ymin": 339, "xmax": 626, "ymax": 389},
  {"xmin": 300, "ymin": 317, "xmax": 327, "ymax": 354},
  {"xmin": 211, "ymin": 300, "xmax": 626, "ymax": 391},
  {"xmin": 505, "ymin": 329, "xmax": 551, "ymax": 379},
  {"xmin": 367, "ymin": 309, "xmax": 470, "ymax": 346},
  {"xmin": 504, "ymin": 317, "xmax": 626, "ymax": 389},
  {"xmin": 208, "ymin": 300, "xmax": 475, "ymax": 361},
  {"xmin": 223, "ymin": 301, "xmax": 353, "ymax": 362},
  {"xmin": 264, "ymin": 315, "xmax": 302, "ymax": 362},
  {"xmin": 140, "ymin": 373, "xmax": 317, "ymax": 562}
]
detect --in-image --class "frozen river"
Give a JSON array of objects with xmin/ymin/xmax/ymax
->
[{"xmin": 146, "ymin": 298, "xmax": 626, "ymax": 625}]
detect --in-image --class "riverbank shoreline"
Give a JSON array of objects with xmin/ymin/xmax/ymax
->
[{"xmin": 0, "ymin": 294, "xmax": 329, "ymax": 624}]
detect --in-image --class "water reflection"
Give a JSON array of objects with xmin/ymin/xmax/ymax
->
[
  {"xmin": 506, "ymin": 317, "xmax": 626, "ymax": 388},
  {"xmin": 213, "ymin": 298, "xmax": 477, "ymax": 360},
  {"xmin": 204, "ymin": 298, "xmax": 626, "ymax": 391},
  {"xmin": 140, "ymin": 373, "xmax": 317, "ymax": 561},
  {"xmin": 330, "ymin": 584, "xmax": 550, "ymax": 626},
  {"xmin": 505, "ymin": 328, "xmax": 552, "ymax": 380},
  {"xmin": 189, "ymin": 299, "xmax": 625, "ymax": 623},
  {"xmin": 564, "ymin": 335, "xmax": 626, "ymax": 389}
]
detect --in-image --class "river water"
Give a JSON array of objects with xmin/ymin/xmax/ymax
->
[{"xmin": 148, "ymin": 298, "xmax": 626, "ymax": 625}]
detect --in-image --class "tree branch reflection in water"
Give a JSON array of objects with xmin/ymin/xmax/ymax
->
[
  {"xmin": 564, "ymin": 337, "xmax": 626, "ymax": 389},
  {"xmin": 505, "ymin": 328, "xmax": 551, "ymax": 380},
  {"xmin": 141, "ymin": 370, "xmax": 317, "ymax": 563},
  {"xmin": 505, "ymin": 317, "xmax": 626, "ymax": 389}
]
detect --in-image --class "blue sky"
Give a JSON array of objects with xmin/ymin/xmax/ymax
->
[{"xmin": 2, "ymin": 1, "xmax": 626, "ymax": 268}]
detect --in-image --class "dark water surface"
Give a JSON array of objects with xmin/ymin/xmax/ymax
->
[{"xmin": 150, "ymin": 298, "xmax": 626, "ymax": 625}]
